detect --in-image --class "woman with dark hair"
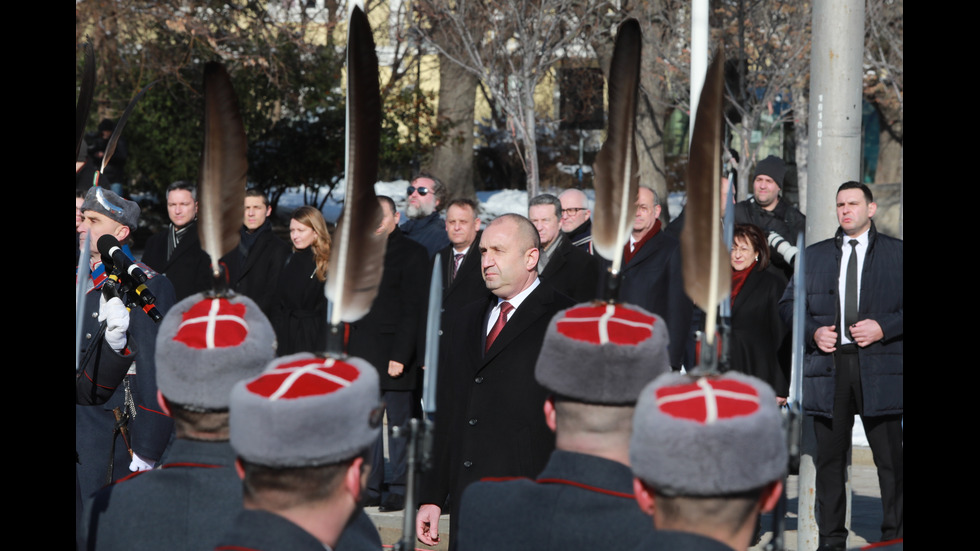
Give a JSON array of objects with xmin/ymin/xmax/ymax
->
[
  {"xmin": 273, "ymin": 206, "xmax": 331, "ymax": 355},
  {"xmin": 729, "ymin": 223, "xmax": 789, "ymax": 403}
]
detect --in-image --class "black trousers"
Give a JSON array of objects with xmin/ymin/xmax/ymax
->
[
  {"xmin": 813, "ymin": 346, "xmax": 903, "ymax": 545},
  {"xmin": 367, "ymin": 390, "xmax": 414, "ymax": 498}
]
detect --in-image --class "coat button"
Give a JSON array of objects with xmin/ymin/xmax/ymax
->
[
  {"xmin": 468, "ymin": 418, "xmax": 478, "ymax": 426},
  {"xmin": 474, "ymin": 376, "xmax": 484, "ymax": 384},
  {"xmin": 85, "ymin": 333, "xmax": 92, "ymax": 339},
  {"xmin": 91, "ymin": 311, "xmax": 99, "ymax": 318},
  {"xmin": 463, "ymin": 461, "xmax": 472, "ymax": 468}
]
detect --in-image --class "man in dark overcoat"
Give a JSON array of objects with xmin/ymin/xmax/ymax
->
[
  {"xmin": 616, "ymin": 186, "xmax": 693, "ymax": 369},
  {"xmin": 437, "ymin": 198, "xmax": 489, "ymax": 316},
  {"xmin": 347, "ymin": 195, "xmax": 429, "ymax": 513},
  {"xmin": 142, "ymin": 181, "xmax": 212, "ymax": 300},
  {"xmin": 221, "ymin": 189, "xmax": 289, "ymax": 319},
  {"xmin": 529, "ymin": 194, "xmax": 599, "ymax": 302},
  {"xmin": 779, "ymin": 182, "xmax": 903, "ymax": 549},
  {"xmin": 417, "ymin": 214, "xmax": 574, "ymax": 550}
]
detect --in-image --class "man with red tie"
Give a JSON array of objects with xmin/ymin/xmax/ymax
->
[{"xmin": 417, "ymin": 214, "xmax": 574, "ymax": 550}]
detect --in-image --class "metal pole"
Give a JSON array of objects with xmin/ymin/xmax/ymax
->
[{"xmin": 802, "ymin": 1, "xmax": 864, "ymax": 549}]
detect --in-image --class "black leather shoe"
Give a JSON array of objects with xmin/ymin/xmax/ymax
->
[
  {"xmin": 817, "ymin": 543, "xmax": 846, "ymax": 551},
  {"xmin": 361, "ymin": 495, "xmax": 381, "ymax": 508},
  {"xmin": 379, "ymin": 493, "xmax": 405, "ymax": 512}
]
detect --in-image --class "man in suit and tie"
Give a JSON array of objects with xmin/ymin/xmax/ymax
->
[
  {"xmin": 417, "ymin": 214, "xmax": 575, "ymax": 550},
  {"xmin": 780, "ymin": 182, "xmax": 902, "ymax": 549},
  {"xmin": 437, "ymin": 199, "xmax": 489, "ymax": 314},
  {"xmin": 529, "ymin": 194, "xmax": 599, "ymax": 302}
]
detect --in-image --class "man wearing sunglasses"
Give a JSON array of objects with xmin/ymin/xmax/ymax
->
[{"xmin": 401, "ymin": 172, "xmax": 450, "ymax": 257}]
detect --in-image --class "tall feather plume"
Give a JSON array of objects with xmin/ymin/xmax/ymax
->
[
  {"xmin": 101, "ymin": 81, "xmax": 156, "ymax": 175},
  {"xmin": 198, "ymin": 62, "xmax": 248, "ymax": 280},
  {"xmin": 326, "ymin": 6, "xmax": 385, "ymax": 325},
  {"xmin": 592, "ymin": 19, "xmax": 641, "ymax": 275},
  {"xmin": 680, "ymin": 47, "xmax": 728, "ymax": 344},
  {"xmin": 76, "ymin": 42, "xmax": 95, "ymax": 164}
]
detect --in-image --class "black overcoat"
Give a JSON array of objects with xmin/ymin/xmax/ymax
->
[
  {"xmin": 348, "ymin": 228, "xmax": 429, "ymax": 391},
  {"xmin": 421, "ymin": 282, "xmax": 574, "ymax": 547},
  {"xmin": 539, "ymin": 234, "xmax": 600, "ymax": 302},
  {"xmin": 730, "ymin": 266, "xmax": 789, "ymax": 397},
  {"xmin": 141, "ymin": 224, "xmax": 212, "ymax": 301}
]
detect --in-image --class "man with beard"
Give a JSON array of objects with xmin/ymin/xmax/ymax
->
[{"xmin": 400, "ymin": 172, "xmax": 450, "ymax": 257}]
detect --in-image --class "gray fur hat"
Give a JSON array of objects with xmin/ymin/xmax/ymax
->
[
  {"xmin": 81, "ymin": 186, "xmax": 140, "ymax": 230},
  {"xmin": 630, "ymin": 371, "xmax": 787, "ymax": 496},
  {"xmin": 229, "ymin": 353, "xmax": 382, "ymax": 467},
  {"xmin": 156, "ymin": 293, "xmax": 277, "ymax": 410},
  {"xmin": 535, "ymin": 302, "xmax": 670, "ymax": 405}
]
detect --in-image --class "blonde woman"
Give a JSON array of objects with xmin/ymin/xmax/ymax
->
[{"xmin": 273, "ymin": 206, "xmax": 331, "ymax": 355}]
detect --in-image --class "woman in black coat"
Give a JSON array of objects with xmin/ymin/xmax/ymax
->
[
  {"xmin": 273, "ymin": 206, "xmax": 331, "ymax": 355},
  {"xmin": 729, "ymin": 224, "xmax": 789, "ymax": 402}
]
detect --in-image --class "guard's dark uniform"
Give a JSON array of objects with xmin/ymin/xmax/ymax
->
[
  {"xmin": 216, "ymin": 509, "xmax": 333, "ymax": 551},
  {"xmin": 458, "ymin": 450, "xmax": 650, "ymax": 551},
  {"xmin": 76, "ymin": 261, "xmax": 176, "ymax": 498},
  {"xmin": 630, "ymin": 530, "xmax": 740, "ymax": 551},
  {"xmin": 82, "ymin": 439, "xmax": 241, "ymax": 551},
  {"xmin": 215, "ymin": 508, "xmax": 382, "ymax": 551}
]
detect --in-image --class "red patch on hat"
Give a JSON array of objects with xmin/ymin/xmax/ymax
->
[
  {"xmin": 246, "ymin": 358, "xmax": 361, "ymax": 399},
  {"xmin": 174, "ymin": 298, "xmax": 248, "ymax": 349},
  {"xmin": 555, "ymin": 304, "xmax": 656, "ymax": 345},
  {"xmin": 654, "ymin": 378, "xmax": 760, "ymax": 424}
]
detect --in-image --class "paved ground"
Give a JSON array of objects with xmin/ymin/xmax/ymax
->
[{"xmin": 363, "ymin": 445, "xmax": 885, "ymax": 551}]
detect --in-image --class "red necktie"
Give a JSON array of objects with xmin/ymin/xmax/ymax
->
[{"xmin": 485, "ymin": 301, "xmax": 513, "ymax": 353}]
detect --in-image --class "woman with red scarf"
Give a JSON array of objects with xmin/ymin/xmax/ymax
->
[{"xmin": 729, "ymin": 224, "xmax": 789, "ymax": 404}]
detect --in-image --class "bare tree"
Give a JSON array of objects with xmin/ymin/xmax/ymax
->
[
  {"xmin": 863, "ymin": 0, "xmax": 902, "ymax": 192},
  {"xmin": 414, "ymin": 0, "xmax": 608, "ymax": 198}
]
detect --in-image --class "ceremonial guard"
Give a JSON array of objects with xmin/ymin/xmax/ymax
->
[
  {"xmin": 215, "ymin": 353, "xmax": 384, "ymax": 551},
  {"xmin": 76, "ymin": 186, "xmax": 176, "ymax": 497},
  {"xmin": 629, "ymin": 371, "xmax": 788, "ymax": 551},
  {"xmin": 82, "ymin": 292, "xmax": 276, "ymax": 551}
]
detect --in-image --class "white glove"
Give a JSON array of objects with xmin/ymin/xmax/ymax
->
[
  {"xmin": 99, "ymin": 296, "xmax": 129, "ymax": 352},
  {"xmin": 129, "ymin": 453, "xmax": 155, "ymax": 472}
]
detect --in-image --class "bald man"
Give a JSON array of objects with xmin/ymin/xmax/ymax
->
[{"xmin": 418, "ymin": 214, "xmax": 575, "ymax": 550}]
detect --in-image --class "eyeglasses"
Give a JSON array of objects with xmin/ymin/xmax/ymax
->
[
  {"xmin": 561, "ymin": 207, "xmax": 587, "ymax": 216},
  {"xmin": 407, "ymin": 186, "xmax": 431, "ymax": 196}
]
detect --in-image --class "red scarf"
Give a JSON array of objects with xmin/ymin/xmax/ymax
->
[
  {"xmin": 730, "ymin": 261, "xmax": 757, "ymax": 305},
  {"xmin": 623, "ymin": 219, "xmax": 662, "ymax": 265}
]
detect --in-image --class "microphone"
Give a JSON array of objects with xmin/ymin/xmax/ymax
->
[
  {"xmin": 98, "ymin": 235, "xmax": 148, "ymax": 284},
  {"xmin": 97, "ymin": 235, "xmax": 156, "ymax": 306}
]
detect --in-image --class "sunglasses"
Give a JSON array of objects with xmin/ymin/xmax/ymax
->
[{"xmin": 407, "ymin": 186, "xmax": 431, "ymax": 196}]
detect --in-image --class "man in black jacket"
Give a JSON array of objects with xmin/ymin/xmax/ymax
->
[
  {"xmin": 348, "ymin": 195, "xmax": 429, "ymax": 513},
  {"xmin": 779, "ymin": 182, "xmax": 902, "ymax": 550},
  {"xmin": 142, "ymin": 181, "xmax": 212, "ymax": 300},
  {"xmin": 221, "ymin": 190, "xmax": 289, "ymax": 319},
  {"xmin": 529, "ymin": 194, "xmax": 598, "ymax": 302},
  {"xmin": 734, "ymin": 155, "xmax": 805, "ymax": 279}
]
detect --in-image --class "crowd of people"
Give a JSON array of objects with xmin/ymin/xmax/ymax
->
[{"xmin": 76, "ymin": 156, "xmax": 902, "ymax": 551}]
